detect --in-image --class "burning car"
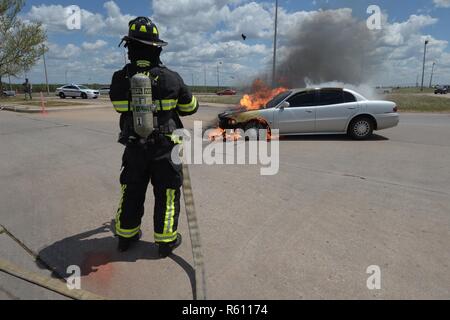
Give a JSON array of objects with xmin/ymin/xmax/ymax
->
[{"xmin": 218, "ymin": 87, "xmax": 399, "ymax": 140}]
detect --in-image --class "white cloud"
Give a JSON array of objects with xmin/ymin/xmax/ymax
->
[
  {"xmin": 26, "ymin": 1, "xmax": 132, "ymax": 37},
  {"xmin": 46, "ymin": 43, "xmax": 82, "ymax": 60},
  {"xmin": 82, "ymin": 40, "xmax": 108, "ymax": 51},
  {"xmin": 433, "ymin": 0, "xmax": 450, "ymax": 8},
  {"xmin": 21, "ymin": 1, "xmax": 450, "ymax": 86}
]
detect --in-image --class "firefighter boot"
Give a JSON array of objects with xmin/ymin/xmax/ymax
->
[
  {"xmin": 117, "ymin": 232, "xmax": 141, "ymax": 252},
  {"xmin": 158, "ymin": 233, "xmax": 182, "ymax": 258}
]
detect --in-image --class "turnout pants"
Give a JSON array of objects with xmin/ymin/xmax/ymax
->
[{"xmin": 115, "ymin": 143, "xmax": 183, "ymax": 243}]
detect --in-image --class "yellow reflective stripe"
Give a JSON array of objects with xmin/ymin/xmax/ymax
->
[
  {"xmin": 177, "ymin": 96, "xmax": 197, "ymax": 112},
  {"xmin": 166, "ymin": 134, "xmax": 183, "ymax": 144},
  {"xmin": 163, "ymin": 189, "xmax": 176, "ymax": 234},
  {"xmin": 153, "ymin": 26, "xmax": 158, "ymax": 34},
  {"xmin": 156, "ymin": 99, "xmax": 178, "ymax": 111},
  {"xmin": 136, "ymin": 60, "xmax": 151, "ymax": 67},
  {"xmin": 130, "ymin": 24, "xmax": 136, "ymax": 31},
  {"xmin": 112, "ymin": 100, "xmax": 129, "ymax": 112},
  {"xmin": 115, "ymin": 185, "xmax": 140, "ymax": 238},
  {"xmin": 154, "ymin": 231, "xmax": 178, "ymax": 243},
  {"xmin": 116, "ymin": 226, "xmax": 140, "ymax": 238},
  {"xmin": 140, "ymin": 25, "xmax": 147, "ymax": 33}
]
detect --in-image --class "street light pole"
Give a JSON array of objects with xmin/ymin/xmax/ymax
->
[
  {"xmin": 204, "ymin": 65, "xmax": 207, "ymax": 88},
  {"xmin": 429, "ymin": 62, "xmax": 436, "ymax": 88},
  {"xmin": 217, "ymin": 62, "xmax": 222, "ymax": 90},
  {"xmin": 42, "ymin": 45, "xmax": 50, "ymax": 95},
  {"xmin": 272, "ymin": 0, "xmax": 279, "ymax": 87},
  {"xmin": 420, "ymin": 40, "xmax": 429, "ymax": 92}
]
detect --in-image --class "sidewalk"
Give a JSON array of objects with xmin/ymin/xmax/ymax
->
[{"xmin": 0, "ymin": 103, "xmax": 111, "ymax": 114}]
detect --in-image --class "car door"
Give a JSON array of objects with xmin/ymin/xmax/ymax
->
[
  {"xmin": 74, "ymin": 86, "xmax": 83, "ymax": 97},
  {"xmin": 274, "ymin": 90, "xmax": 317, "ymax": 134},
  {"xmin": 315, "ymin": 89, "xmax": 360, "ymax": 133},
  {"xmin": 64, "ymin": 86, "xmax": 77, "ymax": 97}
]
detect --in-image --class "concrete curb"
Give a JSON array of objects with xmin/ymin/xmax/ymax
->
[{"xmin": 0, "ymin": 104, "xmax": 110, "ymax": 113}]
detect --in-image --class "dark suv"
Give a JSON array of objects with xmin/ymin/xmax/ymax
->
[{"xmin": 434, "ymin": 86, "xmax": 448, "ymax": 94}]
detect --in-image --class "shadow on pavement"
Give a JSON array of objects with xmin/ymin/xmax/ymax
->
[{"xmin": 36, "ymin": 221, "xmax": 196, "ymax": 299}]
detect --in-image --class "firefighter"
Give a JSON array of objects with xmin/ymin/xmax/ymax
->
[{"xmin": 110, "ymin": 17, "xmax": 199, "ymax": 257}]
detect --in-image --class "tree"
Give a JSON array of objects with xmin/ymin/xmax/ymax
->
[{"xmin": 0, "ymin": 0, "xmax": 46, "ymax": 92}]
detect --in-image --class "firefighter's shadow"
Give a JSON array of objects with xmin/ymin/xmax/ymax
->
[{"xmin": 36, "ymin": 221, "xmax": 196, "ymax": 298}]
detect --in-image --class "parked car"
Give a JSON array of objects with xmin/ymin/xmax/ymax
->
[
  {"xmin": 217, "ymin": 89, "xmax": 237, "ymax": 96},
  {"xmin": 56, "ymin": 84, "xmax": 99, "ymax": 99},
  {"xmin": 434, "ymin": 86, "xmax": 448, "ymax": 94},
  {"xmin": 98, "ymin": 87, "xmax": 110, "ymax": 95},
  {"xmin": 218, "ymin": 87, "xmax": 399, "ymax": 140},
  {"xmin": 2, "ymin": 90, "xmax": 16, "ymax": 97}
]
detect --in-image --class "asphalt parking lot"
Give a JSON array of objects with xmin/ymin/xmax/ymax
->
[{"xmin": 1, "ymin": 105, "xmax": 449, "ymax": 299}]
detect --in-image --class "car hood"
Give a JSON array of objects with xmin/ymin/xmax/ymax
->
[{"xmin": 219, "ymin": 107, "xmax": 263, "ymax": 124}]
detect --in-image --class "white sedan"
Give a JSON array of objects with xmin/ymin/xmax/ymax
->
[
  {"xmin": 218, "ymin": 87, "xmax": 399, "ymax": 140},
  {"xmin": 56, "ymin": 84, "xmax": 99, "ymax": 99}
]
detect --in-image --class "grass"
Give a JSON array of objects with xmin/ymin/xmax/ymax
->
[
  {"xmin": 0, "ymin": 95, "xmax": 90, "ymax": 108},
  {"xmin": 391, "ymin": 87, "xmax": 435, "ymax": 94},
  {"xmin": 386, "ymin": 94, "xmax": 450, "ymax": 113},
  {"xmin": 197, "ymin": 95, "xmax": 243, "ymax": 105}
]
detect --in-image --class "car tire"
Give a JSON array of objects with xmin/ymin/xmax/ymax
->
[
  {"xmin": 81, "ymin": 93, "xmax": 88, "ymax": 99},
  {"xmin": 59, "ymin": 92, "xmax": 66, "ymax": 99},
  {"xmin": 244, "ymin": 121, "xmax": 270, "ymax": 141},
  {"xmin": 348, "ymin": 117, "xmax": 374, "ymax": 140},
  {"xmin": 72, "ymin": 96, "xmax": 76, "ymax": 99}
]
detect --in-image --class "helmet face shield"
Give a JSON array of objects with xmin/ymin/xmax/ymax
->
[{"xmin": 120, "ymin": 17, "xmax": 167, "ymax": 48}]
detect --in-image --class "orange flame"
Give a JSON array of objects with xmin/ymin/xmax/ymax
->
[
  {"xmin": 207, "ymin": 128, "xmax": 242, "ymax": 141},
  {"xmin": 240, "ymin": 79, "xmax": 288, "ymax": 110}
]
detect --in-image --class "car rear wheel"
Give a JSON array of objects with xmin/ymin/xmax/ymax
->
[
  {"xmin": 81, "ymin": 93, "xmax": 88, "ymax": 99},
  {"xmin": 59, "ymin": 92, "xmax": 66, "ymax": 99},
  {"xmin": 348, "ymin": 117, "xmax": 374, "ymax": 140}
]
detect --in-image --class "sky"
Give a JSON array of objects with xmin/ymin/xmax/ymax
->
[{"xmin": 13, "ymin": 0, "xmax": 450, "ymax": 87}]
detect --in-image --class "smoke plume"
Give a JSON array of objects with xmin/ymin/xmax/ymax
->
[{"xmin": 276, "ymin": 9, "xmax": 381, "ymax": 88}]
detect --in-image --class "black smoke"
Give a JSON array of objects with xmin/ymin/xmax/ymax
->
[{"xmin": 275, "ymin": 10, "xmax": 381, "ymax": 88}]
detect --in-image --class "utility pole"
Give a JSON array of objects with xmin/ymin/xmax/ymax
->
[
  {"xmin": 272, "ymin": 0, "xmax": 279, "ymax": 87},
  {"xmin": 42, "ymin": 45, "xmax": 50, "ymax": 95},
  {"xmin": 217, "ymin": 62, "xmax": 222, "ymax": 90},
  {"xmin": 420, "ymin": 40, "xmax": 429, "ymax": 92},
  {"xmin": 204, "ymin": 66, "xmax": 207, "ymax": 88},
  {"xmin": 429, "ymin": 62, "xmax": 436, "ymax": 88}
]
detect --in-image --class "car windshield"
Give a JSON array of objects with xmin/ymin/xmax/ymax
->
[
  {"xmin": 78, "ymin": 85, "xmax": 89, "ymax": 90},
  {"xmin": 265, "ymin": 91, "xmax": 292, "ymax": 109}
]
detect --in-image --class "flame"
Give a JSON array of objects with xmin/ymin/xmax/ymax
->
[
  {"xmin": 207, "ymin": 128, "xmax": 242, "ymax": 141},
  {"xmin": 240, "ymin": 79, "xmax": 288, "ymax": 110},
  {"xmin": 208, "ymin": 127, "xmax": 225, "ymax": 141}
]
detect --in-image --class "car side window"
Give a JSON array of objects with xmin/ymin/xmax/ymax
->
[
  {"xmin": 343, "ymin": 91, "xmax": 357, "ymax": 103},
  {"xmin": 287, "ymin": 91, "xmax": 316, "ymax": 107},
  {"xmin": 319, "ymin": 90, "xmax": 345, "ymax": 105}
]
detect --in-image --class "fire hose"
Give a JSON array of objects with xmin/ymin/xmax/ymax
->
[
  {"xmin": 0, "ymin": 165, "xmax": 206, "ymax": 301},
  {"xmin": 182, "ymin": 163, "xmax": 207, "ymax": 300}
]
